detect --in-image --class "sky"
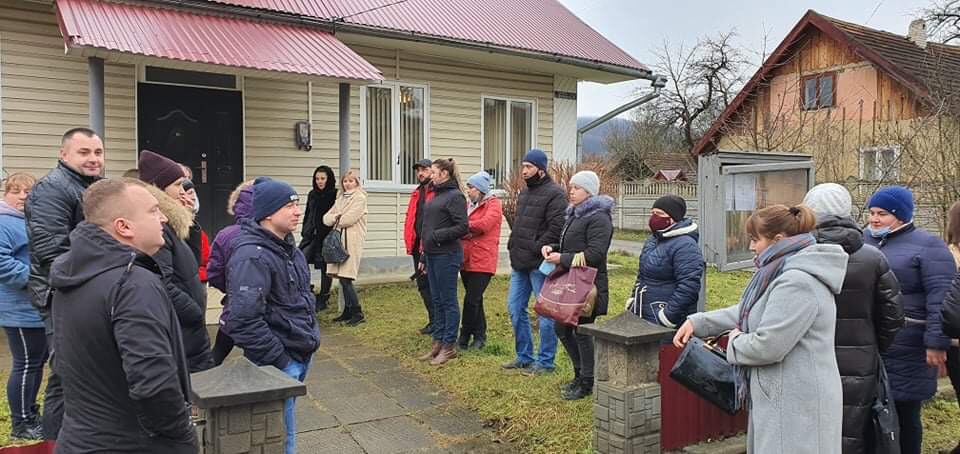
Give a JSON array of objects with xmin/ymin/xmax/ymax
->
[{"xmin": 560, "ymin": 0, "xmax": 931, "ymax": 118}]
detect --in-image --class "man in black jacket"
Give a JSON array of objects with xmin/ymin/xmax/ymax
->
[
  {"xmin": 24, "ymin": 127, "xmax": 103, "ymax": 439},
  {"xmin": 404, "ymin": 159, "xmax": 435, "ymax": 334},
  {"xmin": 51, "ymin": 178, "xmax": 196, "ymax": 453},
  {"xmin": 503, "ymin": 149, "xmax": 568, "ymax": 374},
  {"xmin": 804, "ymin": 183, "xmax": 904, "ymax": 454}
]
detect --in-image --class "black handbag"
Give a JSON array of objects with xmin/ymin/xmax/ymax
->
[
  {"xmin": 321, "ymin": 217, "xmax": 350, "ymax": 264},
  {"xmin": 872, "ymin": 355, "xmax": 900, "ymax": 454},
  {"xmin": 669, "ymin": 336, "xmax": 741, "ymax": 415}
]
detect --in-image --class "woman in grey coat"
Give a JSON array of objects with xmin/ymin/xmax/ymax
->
[{"xmin": 675, "ymin": 204, "xmax": 846, "ymax": 454}]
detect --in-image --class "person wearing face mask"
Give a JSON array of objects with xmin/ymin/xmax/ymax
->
[
  {"xmin": 541, "ymin": 171, "xmax": 614, "ymax": 400},
  {"xmin": 626, "ymin": 194, "xmax": 704, "ymax": 329},
  {"xmin": 458, "ymin": 170, "xmax": 501, "ymax": 351},
  {"xmin": 862, "ymin": 186, "xmax": 955, "ymax": 454},
  {"xmin": 674, "ymin": 204, "xmax": 845, "ymax": 454},
  {"xmin": 300, "ymin": 166, "xmax": 337, "ymax": 312}
]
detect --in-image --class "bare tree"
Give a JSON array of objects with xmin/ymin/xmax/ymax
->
[{"xmin": 924, "ymin": 0, "xmax": 960, "ymax": 43}]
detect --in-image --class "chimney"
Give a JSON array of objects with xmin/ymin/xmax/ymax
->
[{"xmin": 908, "ymin": 19, "xmax": 927, "ymax": 49}]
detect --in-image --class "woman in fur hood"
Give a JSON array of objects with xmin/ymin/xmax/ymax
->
[
  {"xmin": 540, "ymin": 171, "xmax": 614, "ymax": 400},
  {"xmin": 138, "ymin": 150, "xmax": 214, "ymax": 372}
]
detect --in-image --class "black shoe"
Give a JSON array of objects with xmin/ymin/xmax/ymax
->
[
  {"xmin": 457, "ymin": 335, "xmax": 470, "ymax": 350},
  {"xmin": 332, "ymin": 307, "xmax": 351, "ymax": 322},
  {"xmin": 11, "ymin": 417, "xmax": 42, "ymax": 440},
  {"xmin": 561, "ymin": 376, "xmax": 581, "ymax": 394},
  {"xmin": 345, "ymin": 312, "xmax": 365, "ymax": 326},
  {"xmin": 501, "ymin": 359, "xmax": 532, "ymax": 370},
  {"xmin": 418, "ymin": 323, "xmax": 433, "ymax": 335},
  {"xmin": 468, "ymin": 338, "xmax": 486, "ymax": 350},
  {"xmin": 315, "ymin": 293, "xmax": 330, "ymax": 313},
  {"xmin": 561, "ymin": 379, "xmax": 593, "ymax": 400}
]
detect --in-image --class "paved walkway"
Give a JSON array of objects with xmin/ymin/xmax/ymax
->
[{"xmin": 225, "ymin": 326, "xmax": 512, "ymax": 454}]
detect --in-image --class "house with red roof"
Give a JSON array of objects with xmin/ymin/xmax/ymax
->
[
  {"xmin": 692, "ymin": 10, "xmax": 960, "ymax": 187},
  {"xmin": 0, "ymin": 0, "xmax": 654, "ymax": 265}
]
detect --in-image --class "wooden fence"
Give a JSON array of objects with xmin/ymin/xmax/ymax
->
[{"xmin": 614, "ymin": 182, "xmax": 699, "ymax": 231}]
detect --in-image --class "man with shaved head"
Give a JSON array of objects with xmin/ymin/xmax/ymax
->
[
  {"xmin": 49, "ymin": 178, "xmax": 197, "ymax": 453},
  {"xmin": 25, "ymin": 127, "xmax": 104, "ymax": 439}
]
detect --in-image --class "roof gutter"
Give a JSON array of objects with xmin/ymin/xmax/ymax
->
[
  {"xmin": 576, "ymin": 75, "xmax": 667, "ymax": 162},
  {"xmin": 147, "ymin": 0, "xmax": 655, "ymax": 80}
]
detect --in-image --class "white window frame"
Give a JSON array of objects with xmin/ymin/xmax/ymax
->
[
  {"xmin": 480, "ymin": 95, "xmax": 537, "ymax": 185},
  {"xmin": 359, "ymin": 81, "xmax": 431, "ymax": 191},
  {"xmin": 859, "ymin": 145, "xmax": 901, "ymax": 182}
]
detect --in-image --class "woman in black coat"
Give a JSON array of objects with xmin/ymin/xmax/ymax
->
[
  {"xmin": 541, "ymin": 171, "xmax": 613, "ymax": 401},
  {"xmin": 299, "ymin": 166, "xmax": 337, "ymax": 311},
  {"xmin": 804, "ymin": 184, "xmax": 904, "ymax": 454}
]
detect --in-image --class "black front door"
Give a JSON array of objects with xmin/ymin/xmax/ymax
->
[{"xmin": 138, "ymin": 83, "xmax": 243, "ymax": 236}]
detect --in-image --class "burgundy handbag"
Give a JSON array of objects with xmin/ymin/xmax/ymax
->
[{"xmin": 535, "ymin": 253, "xmax": 598, "ymax": 326}]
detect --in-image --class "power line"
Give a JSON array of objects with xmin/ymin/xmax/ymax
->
[
  {"xmin": 337, "ymin": 0, "xmax": 409, "ymax": 21},
  {"xmin": 865, "ymin": 0, "xmax": 885, "ymax": 25}
]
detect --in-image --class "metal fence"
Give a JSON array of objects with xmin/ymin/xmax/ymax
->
[{"xmin": 615, "ymin": 182, "xmax": 699, "ymax": 230}]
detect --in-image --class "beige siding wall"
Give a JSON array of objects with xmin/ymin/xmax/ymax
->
[{"xmin": 0, "ymin": 0, "xmax": 136, "ymax": 178}]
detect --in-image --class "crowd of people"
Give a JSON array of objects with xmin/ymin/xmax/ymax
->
[{"xmin": 0, "ymin": 126, "xmax": 957, "ymax": 454}]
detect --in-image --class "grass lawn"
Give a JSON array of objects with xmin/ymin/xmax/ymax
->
[{"xmin": 612, "ymin": 228, "xmax": 649, "ymax": 243}]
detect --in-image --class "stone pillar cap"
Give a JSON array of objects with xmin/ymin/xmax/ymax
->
[
  {"xmin": 190, "ymin": 357, "xmax": 306, "ymax": 409},
  {"xmin": 578, "ymin": 312, "xmax": 675, "ymax": 345}
]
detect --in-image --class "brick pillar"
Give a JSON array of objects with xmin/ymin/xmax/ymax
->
[
  {"xmin": 579, "ymin": 312, "xmax": 674, "ymax": 454},
  {"xmin": 191, "ymin": 357, "xmax": 306, "ymax": 454}
]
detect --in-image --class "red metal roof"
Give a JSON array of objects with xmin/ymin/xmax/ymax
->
[
  {"xmin": 207, "ymin": 0, "xmax": 648, "ymax": 74},
  {"xmin": 55, "ymin": 0, "xmax": 383, "ymax": 81}
]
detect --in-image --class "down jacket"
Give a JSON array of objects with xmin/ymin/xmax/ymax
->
[
  {"xmin": 223, "ymin": 219, "xmax": 320, "ymax": 369},
  {"xmin": 51, "ymin": 222, "xmax": 195, "ymax": 453},
  {"xmin": 507, "ymin": 174, "xmax": 567, "ymax": 271},
  {"xmin": 145, "ymin": 185, "xmax": 213, "ymax": 373},
  {"xmin": 864, "ymin": 223, "xmax": 955, "ymax": 402},
  {"xmin": 207, "ymin": 186, "xmax": 253, "ymax": 293},
  {"xmin": 943, "ymin": 274, "xmax": 960, "ymax": 338},
  {"xmin": 632, "ymin": 219, "xmax": 704, "ymax": 327},
  {"xmin": 815, "ymin": 216, "xmax": 903, "ymax": 454},
  {"xmin": 546, "ymin": 195, "xmax": 614, "ymax": 318},
  {"xmin": 462, "ymin": 194, "xmax": 503, "ymax": 274},
  {"xmin": 25, "ymin": 160, "xmax": 100, "ymax": 313}
]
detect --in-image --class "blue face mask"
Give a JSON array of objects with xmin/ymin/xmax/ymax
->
[{"xmin": 868, "ymin": 226, "xmax": 892, "ymax": 238}]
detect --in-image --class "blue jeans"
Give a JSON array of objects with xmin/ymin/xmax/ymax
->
[
  {"xmin": 426, "ymin": 250, "xmax": 463, "ymax": 345},
  {"xmin": 507, "ymin": 269, "xmax": 556, "ymax": 368},
  {"xmin": 281, "ymin": 359, "xmax": 310, "ymax": 454}
]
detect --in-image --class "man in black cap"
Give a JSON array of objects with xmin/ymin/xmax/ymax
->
[{"xmin": 403, "ymin": 159, "xmax": 435, "ymax": 335}]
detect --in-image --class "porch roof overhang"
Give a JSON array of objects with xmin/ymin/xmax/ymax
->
[{"xmin": 54, "ymin": 0, "xmax": 383, "ymax": 82}]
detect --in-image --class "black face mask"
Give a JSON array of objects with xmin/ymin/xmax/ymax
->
[{"xmin": 524, "ymin": 172, "xmax": 543, "ymax": 186}]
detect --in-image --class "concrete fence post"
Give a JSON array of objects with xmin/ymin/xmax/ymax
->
[
  {"xmin": 579, "ymin": 312, "xmax": 674, "ymax": 454},
  {"xmin": 191, "ymin": 357, "xmax": 306, "ymax": 454}
]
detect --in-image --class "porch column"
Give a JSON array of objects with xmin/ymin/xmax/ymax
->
[
  {"xmin": 88, "ymin": 57, "xmax": 105, "ymax": 138},
  {"xmin": 578, "ymin": 312, "xmax": 674, "ymax": 454},
  {"xmin": 338, "ymin": 83, "xmax": 351, "ymax": 176}
]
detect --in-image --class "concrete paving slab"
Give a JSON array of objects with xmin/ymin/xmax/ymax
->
[
  {"xmin": 414, "ymin": 405, "xmax": 488, "ymax": 437},
  {"xmin": 322, "ymin": 391, "xmax": 407, "ymax": 424},
  {"xmin": 348, "ymin": 416, "xmax": 436, "ymax": 454},
  {"xmin": 344, "ymin": 355, "xmax": 402, "ymax": 374},
  {"xmin": 294, "ymin": 398, "xmax": 339, "ymax": 432},
  {"xmin": 295, "ymin": 427, "xmax": 365, "ymax": 454}
]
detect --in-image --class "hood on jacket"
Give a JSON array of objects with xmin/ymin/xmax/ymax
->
[
  {"xmin": 0, "ymin": 201, "xmax": 23, "ymax": 219},
  {"xmin": 144, "ymin": 184, "xmax": 193, "ymax": 240},
  {"xmin": 49, "ymin": 222, "xmax": 158, "ymax": 291},
  {"xmin": 312, "ymin": 166, "xmax": 337, "ymax": 195},
  {"xmin": 659, "ymin": 218, "xmax": 699, "ymax": 241},
  {"xmin": 233, "ymin": 187, "xmax": 254, "ymax": 221},
  {"xmin": 566, "ymin": 194, "xmax": 614, "ymax": 219},
  {"xmin": 783, "ymin": 243, "xmax": 848, "ymax": 294},
  {"xmin": 814, "ymin": 215, "xmax": 863, "ymax": 254}
]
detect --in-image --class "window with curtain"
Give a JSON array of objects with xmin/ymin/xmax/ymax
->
[
  {"xmin": 482, "ymin": 97, "xmax": 534, "ymax": 186},
  {"xmin": 363, "ymin": 83, "xmax": 428, "ymax": 185}
]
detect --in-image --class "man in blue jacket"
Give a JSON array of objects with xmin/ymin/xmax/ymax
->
[{"xmin": 223, "ymin": 177, "xmax": 319, "ymax": 454}]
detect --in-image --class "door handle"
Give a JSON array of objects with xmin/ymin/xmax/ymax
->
[{"xmin": 201, "ymin": 160, "xmax": 208, "ymax": 183}]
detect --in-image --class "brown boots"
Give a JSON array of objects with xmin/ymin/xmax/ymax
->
[
  {"xmin": 430, "ymin": 343, "xmax": 457, "ymax": 366},
  {"xmin": 418, "ymin": 340, "xmax": 442, "ymax": 361}
]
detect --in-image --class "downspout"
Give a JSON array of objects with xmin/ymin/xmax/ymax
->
[{"xmin": 576, "ymin": 75, "xmax": 667, "ymax": 162}]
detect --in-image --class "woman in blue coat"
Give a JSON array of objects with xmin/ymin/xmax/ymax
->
[
  {"xmin": 863, "ymin": 186, "xmax": 954, "ymax": 454},
  {"xmin": 0, "ymin": 173, "xmax": 46, "ymax": 440},
  {"xmin": 628, "ymin": 194, "xmax": 705, "ymax": 328}
]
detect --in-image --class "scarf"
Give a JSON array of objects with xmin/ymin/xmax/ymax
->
[{"xmin": 734, "ymin": 232, "xmax": 816, "ymax": 407}]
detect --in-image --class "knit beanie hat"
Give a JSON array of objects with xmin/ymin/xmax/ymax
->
[
  {"xmin": 522, "ymin": 149, "xmax": 548, "ymax": 171},
  {"xmin": 570, "ymin": 171, "xmax": 600, "ymax": 196},
  {"xmin": 253, "ymin": 177, "xmax": 299, "ymax": 222},
  {"xmin": 803, "ymin": 183, "xmax": 853, "ymax": 220},
  {"xmin": 466, "ymin": 171, "xmax": 492, "ymax": 194},
  {"xmin": 138, "ymin": 150, "xmax": 184, "ymax": 190},
  {"xmin": 868, "ymin": 186, "xmax": 914, "ymax": 222},
  {"xmin": 653, "ymin": 194, "xmax": 686, "ymax": 222}
]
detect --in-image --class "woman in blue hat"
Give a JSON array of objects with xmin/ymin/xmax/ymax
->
[{"xmin": 863, "ymin": 186, "xmax": 955, "ymax": 454}]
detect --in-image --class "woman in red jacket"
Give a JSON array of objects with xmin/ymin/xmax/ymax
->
[{"xmin": 459, "ymin": 171, "xmax": 502, "ymax": 350}]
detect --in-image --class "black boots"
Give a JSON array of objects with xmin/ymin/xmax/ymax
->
[
  {"xmin": 11, "ymin": 415, "xmax": 42, "ymax": 440},
  {"xmin": 332, "ymin": 306, "xmax": 351, "ymax": 322},
  {"xmin": 561, "ymin": 376, "xmax": 593, "ymax": 401},
  {"xmin": 457, "ymin": 334, "xmax": 470, "ymax": 350},
  {"xmin": 468, "ymin": 337, "xmax": 486, "ymax": 350},
  {"xmin": 345, "ymin": 310, "xmax": 365, "ymax": 326},
  {"xmin": 315, "ymin": 292, "xmax": 329, "ymax": 313}
]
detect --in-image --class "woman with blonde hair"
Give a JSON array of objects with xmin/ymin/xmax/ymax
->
[
  {"xmin": 324, "ymin": 171, "xmax": 368, "ymax": 326},
  {"xmin": 674, "ymin": 204, "xmax": 846, "ymax": 453}
]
